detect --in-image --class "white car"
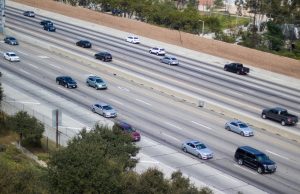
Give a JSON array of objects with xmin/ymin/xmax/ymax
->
[
  {"xmin": 3, "ymin": 52, "xmax": 20, "ymax": 62},
  {"xmin": 149, "ymin": 47, "xmax": 166, "ymax": 55},
  {"xmin": 126, "ymin": 35, "xmax": 140, "ymax": 44}
]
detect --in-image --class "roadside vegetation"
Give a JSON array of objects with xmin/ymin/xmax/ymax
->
[
  {"xmin": 0, "ymin": 72, "xmax": 213, "ymax": 193},
  {"xmin": 55, "ymin": 0, "xmax": 300, "ymax": 59}
]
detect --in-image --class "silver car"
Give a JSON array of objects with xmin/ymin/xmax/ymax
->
[
  {"xmin": 91, "ymin": 102, "xmax": 117, "ymax": 118},
  {"xmin": 86, "ymin": 75, "xmax": 107, "ymax": 89},
  {"xmin": 225, "ymin": 120, "xmax": 254, "ymax": 136},
  {"xmin": 160, "ymin": 56, "xmax": 179, "ymax": 65},
  {"xmin": 181, "ymin": 140, "xmax": 213, "ymax": 160}
]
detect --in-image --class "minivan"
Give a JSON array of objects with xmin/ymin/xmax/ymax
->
[{"xmin": 234, "ymin": 146, "xmax": 276, "ymax": 174}]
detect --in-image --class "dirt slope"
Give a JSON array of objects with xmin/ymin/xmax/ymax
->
[{"xmin": 13, "ymin": 0, "xmax": 300, "ymax": 79}]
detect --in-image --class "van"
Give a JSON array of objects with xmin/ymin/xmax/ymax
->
[{"xmin": 234, "ymin": 146, "xmax": 276, "ymax": 174}]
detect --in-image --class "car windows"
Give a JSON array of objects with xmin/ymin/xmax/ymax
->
[
  {"xmin": 257, "ymin": 154, "xmax": 269, "ymax": 162},
  {"xmin": 95, "ymin": 79, "xmax": 103, "ymax": 83},
  {"xmin": 231, "ymin": 122, "xmax": 237, "ymax": 126},
  {"xmin": 196, "ymin": 144, "xmax": 206, "ymax": 150},
  {"xmin": 239, "ymin": 123, "xmax": 248, "ymax": 128},
  {"xmin": 10, "ymin": 53, "xmax": 16, "ymax": 57},
  {"xmin": 103, "ymin": 105, "xmax": 112, "ymax": 110},
  {"xmin": 171, "ymin": 57, "xmax": 177, "ymax": 60}
]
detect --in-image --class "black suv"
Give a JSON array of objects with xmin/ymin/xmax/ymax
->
[
  {"xmin": 40, "ymin": 20, "xmax": 53, "ymax": 26},
  {"xmin": 43, "ymin": 24, "xmax": 56, "ymax": 32},
  {"xmin": 234, "ymin": 146, "xmax": 276, "ymax": 174},
  {"xmin": 56, "ymin": 76, "xmax": 77, "ymax": 88},
  {"xmin": 94, "ymin": 52, "xmax": 112, "ymax": 62},
  {"xmin": 76, "ymin": 40, "xmax": 92, "ymax": 48}
]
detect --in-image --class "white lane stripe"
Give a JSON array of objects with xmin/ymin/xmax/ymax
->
[
  {"xmin": 17, "ymin": 51, "xmax": 28, "ymax": 56},
  {"xmin": 39, "ymin": 56, "xmax": 49, "ymax": 59},
  {"xmin": 233, "ymin": 164, "xmax": 257, "ymax": 175},
  {"xmin": 161, "ymin": 132, "xmax": 181, "ymax": 142},
  {"xmin": 48, "ymin": 63, "xmax": 62, "ymax": 69},
  {"xmin": 139, "ymin": 160, "xmax": 160, "ymax": 164},
  {"xmin": 110, "ymin": 98, "xmax": 123, "ymax": 105},
  {"xmin": 136, "ymin": 99, "xmax": 151, "ymax": 106},
  {"xmin": 165, "ymin": 122, "xmax": 182, "ymax": 130},
  {"xmin": 20, "ymin": 69, "xmax": 30, "ymax": 75},
  {"xmin": 5, "ymin": 101, "xmax": 40, "ymax": 105},
  {"xmin": 118, "ymin": 86, "xmax": 130, "ymax": 92},
  {"xmin": 266, "ymin": 150, "xmax": 290, "ymax": 160},
  {"xmin": 27, "ymin": 63, "xmax": 39, "ymax": 69},
  {"xmin": 191, "ymin": 121, "xmax": 213, "ymax": 130}
]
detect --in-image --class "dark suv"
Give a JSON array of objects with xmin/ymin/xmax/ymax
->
[
  {"xmin": 56, "ymin": 76, "xmax": 77, "ymax": 88},
  {"xmin": 234, "ymin": 146, "xmax": 276, "ymax": 174},
  {"xmin": 114, "ymin": 121, "xmax": 141, "ymax": 142},
  {"xmin": 76, "ymin": 40, "xmax": 92, "ymax": 48},
  {"xmin": 94, "ymin": 52, "xmax": 112, "ymax": 62}
]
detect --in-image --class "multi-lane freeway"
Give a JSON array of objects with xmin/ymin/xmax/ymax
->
[{"xmin": 1, "ymin": 3, "xmax": 300, "ymax": 193}]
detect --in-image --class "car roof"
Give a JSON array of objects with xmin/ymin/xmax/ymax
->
[
  {"xmin": 98, "ymin": 51, "xmax": 110, "ymax": 54},
  {"xmin": 7, "ymin": 52, "xmax": 16, "ymax": 54},
  {"xmin": 58, "ymin": 76, "xmax": 72, "ymax": 79},
  {"xmin": 88, "ymin": 75, "xmax": 102, "ymax": 79},
  {"xmin": 238, "ymin": 146, "xmax": 264, "ymax": 155},
  {"xmin": 79, "ymin": 40, "xmax": 90, "ymax": 42},
  {"xmin": 6, "ymin": 36, "xmax": 15, "ymax": 39},
  {"xmin": 230, "ymin": 120, "xmax": 246, "ymax": 125},
  {"xmin": 95, "ymin": 102, "xmax": 109, "ymax": 106},
  {"xmin": 186, "ymin": 140, "xmax": 202, "ymax": 145},
  {"xmin": 116, "ymin": 121, "xmax": 132, "ymax": 129}
]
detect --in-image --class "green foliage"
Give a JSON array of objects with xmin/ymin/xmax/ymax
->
[
  {"xmin": 215, "ymin": 31, "xmax": 236, "ymax": 43},
  {"xmin": 47, "ymin": 125, "xmax": 139, "ymax": 194},
  {"xmin": 0, "ymin": 72, "xmax": 2, "ymax": 105},
  {"xmin": 263, "ymin": 22, "xmax": 284, "ymax": 51},
  {"xmin": 9, "ymin": 111, "xmax": 44, "ymax": 147},
  {"xmin": 214, "ymin": 0, "xmax": 224, "ymax": 8}
]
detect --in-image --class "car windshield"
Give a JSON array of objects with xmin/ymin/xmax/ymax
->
[
  {"xmin": 196, "ymin": 144, "xmax": 206, "ymax": 150},
  {"xmin": 65, "ymin": 77, "xmax": 73, "ymax": 82},
  {"xmin": 9, "ymin": 37, "xmax": 16, "ymax": 40},
  {"xmin": 257, "ymin": 154, "xmax": 269, "ymax": 162},
  {"xmin": 160, "ymin": 49, "xmax": 165, "ymax": 51},
  {"xmin": 134, "ymin": 37, "xmax": 139, "ymax": 39},
  {"xmin": 95, "ymin": 79, "xmax": 103, "ymax": 83},
  {"xmin": 9, "ymin": 53, "xmax": 16, "ymax": 57},
  {"xmin": 239, "ymin": 123, "xmax": 248, "ymax": 128},
  {"xmin": 171, "ymin": 57, "xmax": 177, "ymax": 60},
  {"xmin": 103, "ymin": 105, "xmax": 113, "ymax": 110}
]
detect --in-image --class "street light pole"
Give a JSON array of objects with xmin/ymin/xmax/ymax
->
[{"xmin": 199, "ymin": 19, "xmax": 204, "ymax": 36}]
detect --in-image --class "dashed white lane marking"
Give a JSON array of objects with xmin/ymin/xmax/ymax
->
[
  {"xmin": 165, "ymin": 122, "xmax": 182, "ymax": 130},
  {"xmin": 161, "ymin": 132, "xmax": 181, "ymax": 142},
  {"xmin": 110, "ymin": 98, "xmax": 123, "ymax": 105},
  {"xmin": 118, "ymin": 86, "xmax": 130, "ymax": 92},
  {"xmin": 17, "ymin": 51, "xmax": 28, "ymax": 56},
  {"xmin": 39, "ymin": 56, "xmax": 49, "ymax": 59},
  {"xmin": 266, "ymin": 150, "xmax": 290, "ymax": 160},
  {"xmin": 230, "ymin": 91, "xmax": 244, "ymax": 96},
  {"xmin": 139, "ymin": 160, "xmax": 160, "ymax": 164},
  {"xmin": 233, "ymin": 164, "xmax": 257, "ymax": 175},
  {"xmin": 191, "ymin": 121, "xmax": 213, "ymax": 130},
  {"xmin": 20, "ymin": 69, "xmax": 30, "ymax": 75},
  {"xmin": 48, "ymin": 63, "xmax": 62, "ymax": 69},
  {"xmin": 135, "ymin": 99, "xmax": 151, "ymax": 106},
  {"xmin": 27, "ymin": 63, "xmax": 39, "ymax": 69},
  {"xmin": 5, "ymin": 101, "xmax": 40, "ymax": 105}
]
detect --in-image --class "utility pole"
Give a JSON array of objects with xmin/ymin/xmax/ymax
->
[{"xmin": 0, "ymin": 0, "xmax": 5, "ymax": 34}]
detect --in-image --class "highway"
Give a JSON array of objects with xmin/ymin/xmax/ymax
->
[{"xmin": 1, "ymin": 4, "xmax": 300, "ymax": 193}]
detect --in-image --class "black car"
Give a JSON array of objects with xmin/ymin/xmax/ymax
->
[
  {"xmin": 224, "ymin": 63, "xmax": 250, "ymax": 75},
  {"xmin": 56, "ymin": 76, "xmax": 77, "ymax": 88},
  {"xmin": 4, "ymin": 37, "xmax": 18, "ymax": 45},
  {"xmin": 76, "ymin": 40, "xmax": 92, "ymax": 48},
  {"xmin": 40, "ymin": 20, "xmax": 53, "ymax": 26},
  {"xmin": 234, "ymin": 146, "xmax": 276, "ymax": 174},
  {"xmin": 94, "ymin": 52, "xmax": 112, "ymax": 62},
  {"xmin": 43, "ymin": 24, "xmax": 56, "ymax": 32},
  {"xmin": 23, "ymin": 11, "xmax": 35, "ymax": 17}
]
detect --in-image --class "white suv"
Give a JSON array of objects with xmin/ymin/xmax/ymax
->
[
  {"xmin": 126, "ymin": 35, "xmax": 140, "ymax": 44},
  {"xmin": 149, "ymin": 47, "xmax": 166, "ymax": 55}
]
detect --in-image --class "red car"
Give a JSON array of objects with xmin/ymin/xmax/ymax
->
[{"xmin": 115, "ymin": 121, "xmax": 141, "ymax": 141}]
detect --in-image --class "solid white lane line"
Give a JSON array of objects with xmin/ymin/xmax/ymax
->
[
  {"xmin": 139, "ymin": 160, "xmax": 160, "ymax": 164},
  {"xmin": 135, "ymin": 99, "xmax": 151, "ymax": 106},
  {"xmin": 233, "ymin": 164, "xmax": 257, "ymax": 175},
  {"xmin": 20, "ymin": 69, "xmax": 30, "ymax": 75},
  {"xmin": 110, "ymin": 98, "xmax": 123, "ymax": 105},
  {"xmin": 5, "ymin": 101, "xmax": 40, "ymax": 105},
  {"xmin": 191, "ymin": 121, "xmax": 213, "ymax": 130},
  {"xmin": 27, "ymin": 63, "xmax": 39, "ymax": 69},
  {"xmin": 266, "ymin": 150, "xmax": 290, "ymax": 160},
  {"xmin": 165, "ymin": 122, "xmax": 182, "ymax": 130},
  {"xmin": 48, "ymin": 63, "xmax": 62, "ymax": 69},
  {"xmin": 161, "ymin": 132, "xmax": 181, "ymax": 142}
]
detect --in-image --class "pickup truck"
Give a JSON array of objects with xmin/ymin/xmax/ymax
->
[
  {"xmin": 224, "ymin": 63, "xmax": 250, "ymax": 75},
  {"xmin": 261, "ymin": 107, "xmax": 298, "ymax": 126}
]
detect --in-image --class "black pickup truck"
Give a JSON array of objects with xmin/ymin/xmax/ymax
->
[
  {"xmin": 224, "ymin": 63, "xmax": 250, "ymax": 75},
  {"xmin": 261, "ymin": 107, "xmax": 298, "ymax": 126}
]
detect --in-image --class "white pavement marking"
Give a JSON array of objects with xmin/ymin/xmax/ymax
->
[
  {"xmin": 165, "ymin": 122, "xmax": 182, "ymax": 130},
  {"xmin": 234, "ymin": 164, "xmax": 257, "ymax": 175},
  {"xmin": 48, "ymin": 63, "xmax": 62, "ymax": 69},
  {"xmin": 191, "ymin": 121, "xmax": 213, "ymax": 130},
  {"xmin": 118, "ymin": 86, "xmax": 130, "ymax": 92},
  {"xmin": 17, "ymin": 51, "xmax": 28, "ymax": 56},
  {"xmin": 266, "ymin": 150, "xmax": 290, "ymax": 160},
  {"xmin": 139, "ymin": 160, "xmax": 160, "ymax": 164},
  {"xmin": 230, "ymin": 91, "xmax": 244, "ymax": 96},
  {"xmin": 135, "ymin": 98, "xmax": 151, "ymax": 106},
  {"xmin": 110, "ymin": 98, "xmax": 123, "ymax": 105},
  {"xmin": 5, "ymin": 101, "xmax": 40, "ymax": 105},
  {"xmin": 38, "ymin": 56, "xmax": 49, "ymax": 59},
  {"xmin": 27, "ymin": 63, "xmax": 39, "ymax": 69},
  {"xmin": 161, "ymin": 132, "xmax": 181, "ymax": 142},
  {"xmin": 20, "ymin": 69, "xmax": 30, "ymax": 75}
]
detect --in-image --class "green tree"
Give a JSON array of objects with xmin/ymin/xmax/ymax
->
[
  {"xmin": 47, "ymin": 125, "xmax": 139, "ymax": 193},
  {"xmin": 0, "ymin": 72, "xmax": 3, "ymax": 105},
  {"xmin": 263, "ymin": 21, "xmax": 284, "ymax": 51},
  {"xmin": 9, "ymin": 111, "xmax": 44, "ymax": 147}
]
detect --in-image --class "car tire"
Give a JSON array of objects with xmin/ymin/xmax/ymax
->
[
  {"xmin": 182, "ymin": 147, "xmax": 187, "ymax": 153},
  {"xmin": 225, "ymin": 126, "xmax": 230, "ymax": 131},
  {"xmin": 198, "ymin": 154, "xmax": 203, "ymax": 159},
  {"xmin": 281, "ymin": 120, "xmax": 286, "ymax": 126},
  {"xmin": 224, "ymin": 67, "xmax": 227, "ymax": 71},
  {"xmin": 56, "ymin": 80, "xmax": 59, "ymax": 84},
  {"xmin": 156, "ymin": 52, "xmax": 159, "ymax": 56},
  {"xmin": 149, "ymin": 51, "xmax": 152, "ymax": 54},
  {"xmin": 262, "ymin": 114, "xmax": 266, "ymax": 119},
  {"xmin": 65, "ymin": 84, "xmax": 68, "ymax": 88},
  {"xmin": 257, "ymin": 167, "xmax": 263, "ymax": 174},
  {"xmin": 92, "ymin": 108, "xmax": 95, "ymax": 113},
  {"xmin": 237, "ymin": 71, "xmax": 241, "ymax": 75},
  {"xmin": 240, "ymin": 131, "xmax": 245, "ymax": 136},
  {"xmin": 95, "ymin": 86, "xmax": 98, "ymax": 90},
  {"xmin": 86, "ymin": 82, "xmax": 89, "ymax": 86},
  {"xmin": 238, "ymin": 158, "xmax": 243, "ymax": 165}
]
